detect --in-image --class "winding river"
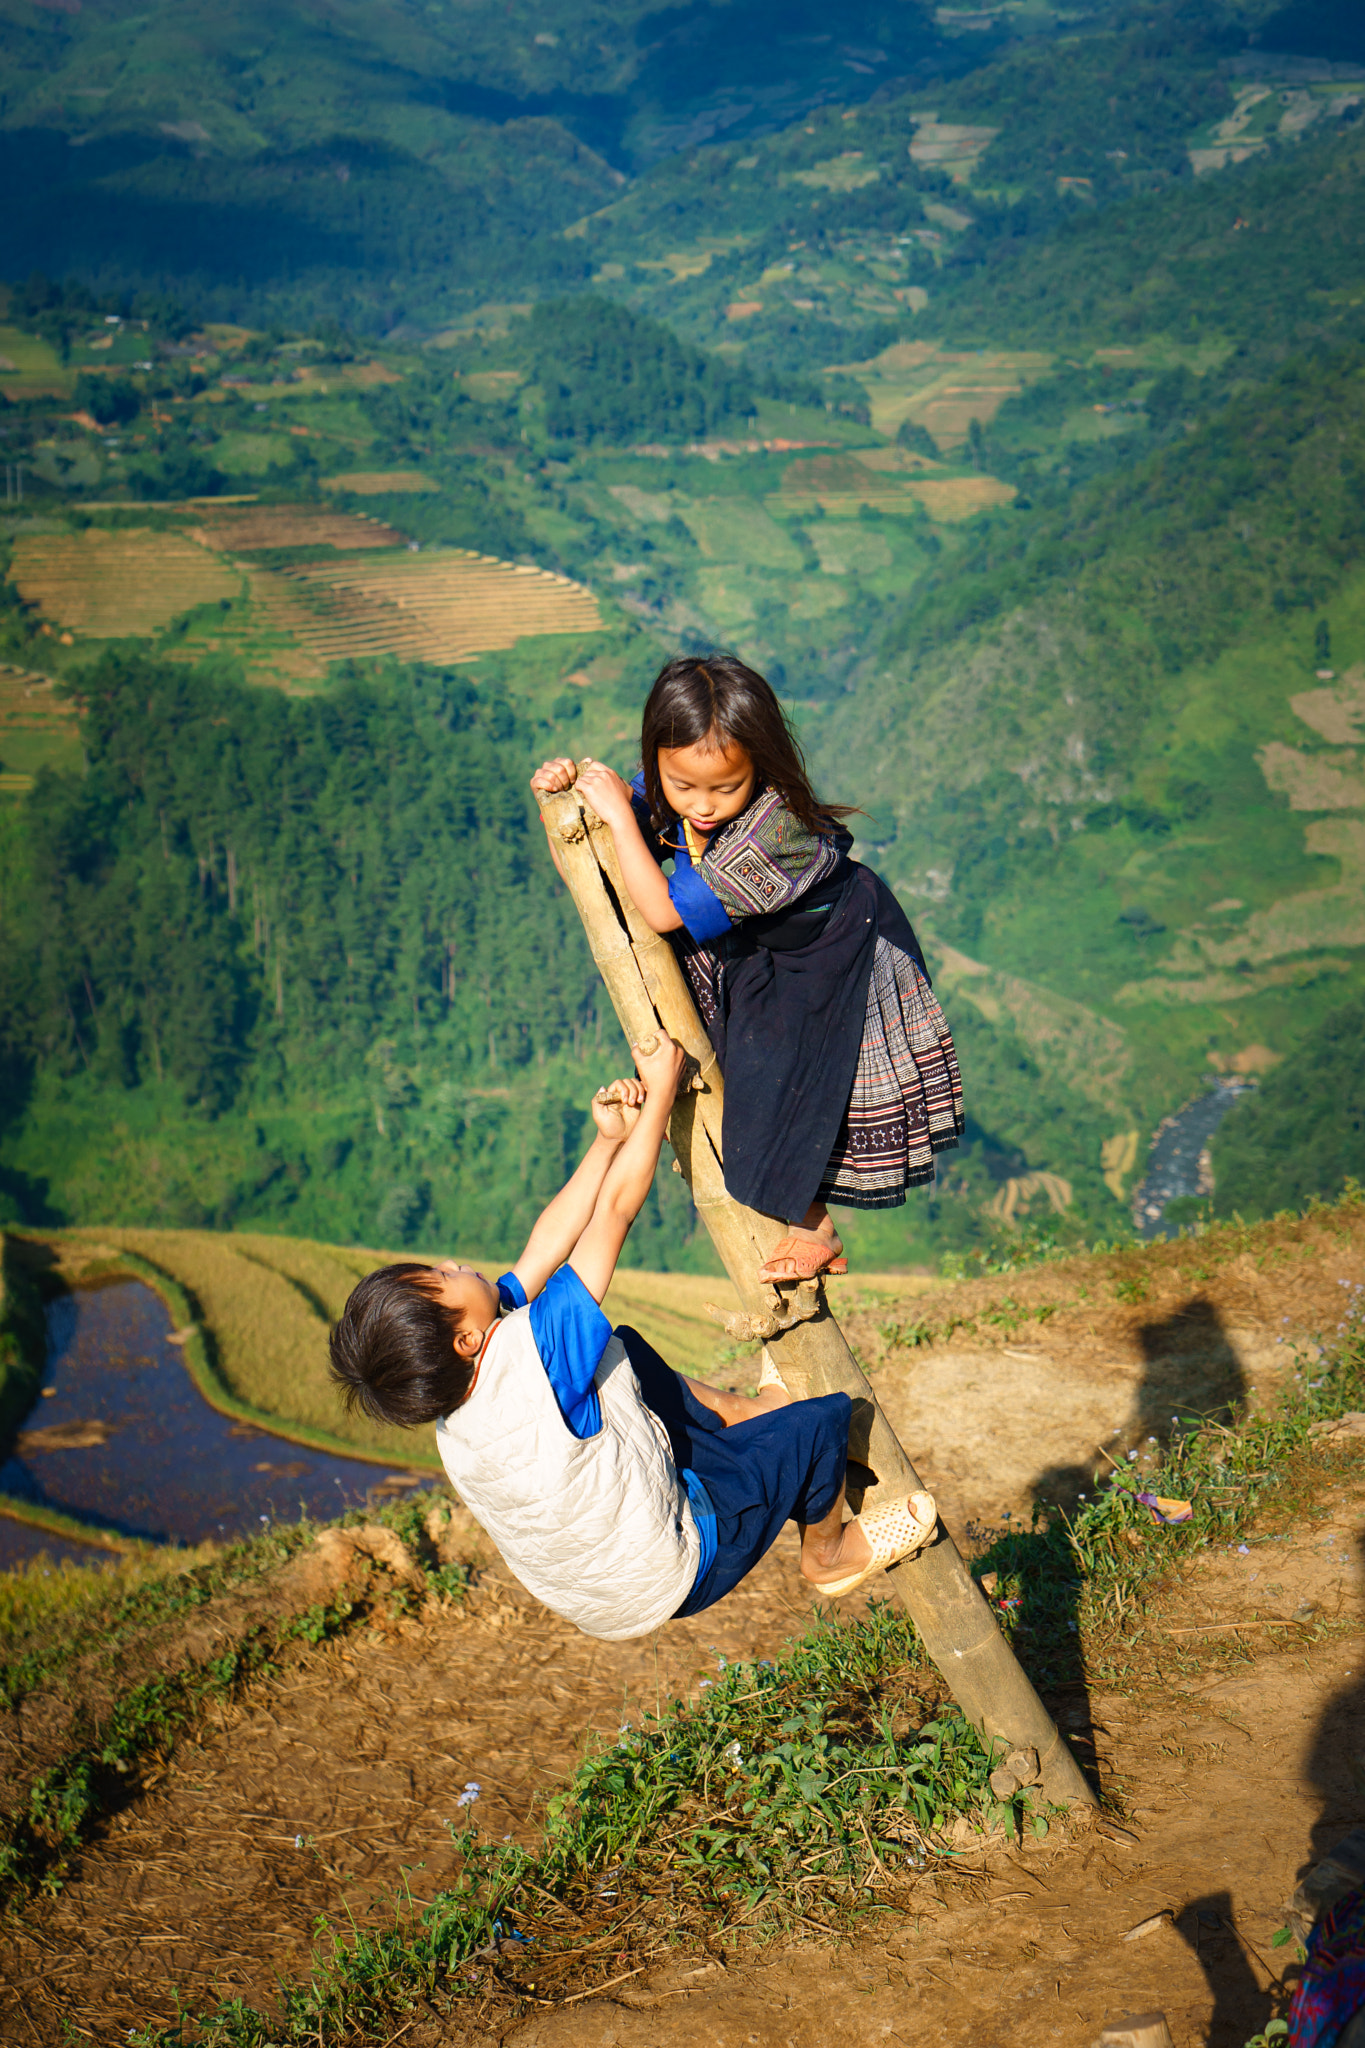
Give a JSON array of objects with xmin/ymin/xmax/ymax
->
[
  {"xmin": 1132, "ymin": 1078, "xmax": 1256, "ymax": 1242},
  {"xmin": 0, "ymin": 1277, "xmax": 430, "ymax": 1572}
]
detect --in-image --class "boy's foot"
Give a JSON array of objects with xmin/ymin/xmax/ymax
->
[
  {"xmin": 758, "ymin": 1228, "xmax": 847, "ymax": 1282},
  {"xmin": 749, "ymin": 1350, "xmax": 792, "ymax": 1413},
  {"xmin": 804, "ymin": 1492, "xmax": 937, "ymax": 1596}
]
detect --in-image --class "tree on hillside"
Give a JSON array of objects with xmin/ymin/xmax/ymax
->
[
  {"xmin": 1212, "ymin": 999, "xmax": 1365, "ymax": 1218},
  {"xmin": 0, "ymin": 652, "xmax": 637, "ymax": 1248},
  {"xmin": 524, "ymin": 296, "xmax": 755, "ymax": 447}
]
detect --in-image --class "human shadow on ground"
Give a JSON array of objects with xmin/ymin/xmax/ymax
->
[
  {"xmin": 971, "ymin": 1295, "xmax": 1250, "ymax": 1800},
  {"xmin": 1171, "ymin": 1890, "xmax": 1274, "ymax": 2047}
]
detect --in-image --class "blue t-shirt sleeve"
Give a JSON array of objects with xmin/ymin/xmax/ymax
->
[
  {"xmin": 629, "ymin": 770, "xmax": 734, "ymax": 942},
  {"xmin": 496, "ymin": 1271, "xmax": 527, "ymax": 1312},
  {"xmin": 527, "ymin": 1265, "xmax": 610, "ymax": 1439}
]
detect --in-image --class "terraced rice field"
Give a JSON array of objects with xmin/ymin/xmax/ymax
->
[
  {"xmin": 906, "ymin": 476, "xmax": 1017, "ymax": 520},
  {"xmin": 826, "ymin": 343, "xmax": 1053, "ymax": 448},
  {"xmin": 9, "ymin": 530, "xmax": 238, "ymax": 637},
  {"xmin": 770, "ymin": 449, "xmax": 1012, "ymax": 519},
  {"xmin": 0, "ymin": 666, "xmax": 82, "ymax": 794},
  {"xmin": 907, "ymin": 119, "xmax": 1000, "ymax": 176},
  {"xmin": 191, "ymin": 507, "xmax": 406, "ymax": 551},
  {"xmin": 320, "ymin": 471, "xmax": 440, "ymax": 495},
  {"xmin": 774, "ymin": 451, "xmax": 923, "ymax": 514},
  {"xmin": 247, "ymin": 549, "xmax": 603, "ymax": 665}
]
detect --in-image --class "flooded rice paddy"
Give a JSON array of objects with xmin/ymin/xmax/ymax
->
[{"xmin": 0, "ymin": 1277, "xmax": 428, "ymax": 1570}]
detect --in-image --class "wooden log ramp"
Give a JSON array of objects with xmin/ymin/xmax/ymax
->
[{"xmin": 537, "ymin": 778, "xmax": 1096, "ymax": 1809}]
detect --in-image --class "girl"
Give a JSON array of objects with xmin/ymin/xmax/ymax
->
[{"xmin": 531, "ymin": 653, "xmax": 963, "ymax": 1283}]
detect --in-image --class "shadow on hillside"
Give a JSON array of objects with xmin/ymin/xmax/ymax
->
[
  {"xmin": 1134, "ymin": 1292, "xmax": 1249, "ymax": 1442},
  {"xmin": 1172, "ymin": 1889, "xmax": 1274, "ymax": 2046},
  {"xmin": 1299, "ymin": 1525, "xmax": 1365, "ymax": 1928},
  {"xmin": 975, "ymin": 1296, "xmax": 1252, "ymax": 1801}
]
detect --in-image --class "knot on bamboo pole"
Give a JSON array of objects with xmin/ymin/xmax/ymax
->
[{"xmin": 702, "ymin": 1277, "xmax": 823, "ymax": 1343}]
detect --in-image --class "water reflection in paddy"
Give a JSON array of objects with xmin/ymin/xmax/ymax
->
[{"xmin": 0, "ymin": 1277, "xmax": 431, "ymax": 1568}]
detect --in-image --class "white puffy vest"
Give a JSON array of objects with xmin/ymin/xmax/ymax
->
[{"xmin": 434, "ymin": 1309, "xmax": 701, "ymax": 1641}]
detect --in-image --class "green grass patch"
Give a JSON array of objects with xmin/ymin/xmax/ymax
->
[{"xmin": 973, "ymin": 1258, "xmax": 1365, "ymax": 1694}]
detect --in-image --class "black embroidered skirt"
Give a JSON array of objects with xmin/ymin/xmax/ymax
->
[{"xmin": 815, "ymin": 937, "xmax": 964, "ymax": 1210}]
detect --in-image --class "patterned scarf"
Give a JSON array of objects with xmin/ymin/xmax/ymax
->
[
  {"xmin": 690, "ymin": 787, "xmax": 847, "ymax": 923},
  {"xmin": 1290, "ymin": 1892, "xmax": 1365, "ymax": 2048}
]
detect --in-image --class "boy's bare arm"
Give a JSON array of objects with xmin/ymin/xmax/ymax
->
[
  {"xmin": 510, "ymin": 1077, "xmax": 644, "ymax": 1301},
  {"xmin": 569, "ymin": 1036, "xmax": 688, "ymax": 1303}
]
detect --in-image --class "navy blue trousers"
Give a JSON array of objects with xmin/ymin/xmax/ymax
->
[{"xmin": 617, "ymin": 1326, "xmax": 851, "ymax": 1618}]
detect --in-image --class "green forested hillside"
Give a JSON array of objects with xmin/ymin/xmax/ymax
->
[
  {"xmin": 814, "ymin": 341, "xmax": 1365, "ymax": 1217},
  {"xmin": 0, "ymin": 653, "xmax": 707, "ymax": 1264},
  {"xmin": 1210, "ymin": 996, "xmax": 1365, "ymax": 1214},
  {"xmin": 0, "ymin": 0, "xmax": 968, "ymax": 330},
  {"xmin": 3, "ymin": 0, "xmax": 1365, "ymax": 1259}
]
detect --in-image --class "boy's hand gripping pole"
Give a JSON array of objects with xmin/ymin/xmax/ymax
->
[{"xmin": 537, "ymin": 777, "xmax": 1095, "ymax": 1810}]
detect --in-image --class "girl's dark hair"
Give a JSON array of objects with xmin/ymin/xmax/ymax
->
[
  {"xmin": 640, "ymin": 653, "xmax": 854, "ymax": 837},
  {"xmin": 328, "ymin": 1264, "xmax": 475, "ymax": 1429}
]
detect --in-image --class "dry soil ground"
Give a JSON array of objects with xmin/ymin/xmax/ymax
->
[{"xmin": 2, "ymin": 1209, "xmax": 1363, "ymax": 2047}]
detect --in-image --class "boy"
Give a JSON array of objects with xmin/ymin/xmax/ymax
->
[{"xmin": 329, "ymin": 1033, "xmax": 935, "ymax": 1641}]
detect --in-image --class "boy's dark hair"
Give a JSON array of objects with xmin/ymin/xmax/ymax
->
[
  {"xmin": 640, "ymin": 653, "xmax": 856, "ymax": 839},
  {"xmin": 329, "ymin": 1264, "xmax": 475, "ymax": 1429}
]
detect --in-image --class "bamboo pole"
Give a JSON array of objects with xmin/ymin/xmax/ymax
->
[{"xmin": 538, "ymin": 783, "xmax": 1095, "ymax": 1809}]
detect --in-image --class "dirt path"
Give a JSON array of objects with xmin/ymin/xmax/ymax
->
[
  {"xmin": 508, "ymin": 1615, "xmax": 1365, "ymax": 2048},
  {"xmin": 0, "ymin": 1529, "xmax": 834, "ymax": 2041},
  {"xmin": 3, "ymin": 1484, "xmax": 1363, "ymax": 2047}
]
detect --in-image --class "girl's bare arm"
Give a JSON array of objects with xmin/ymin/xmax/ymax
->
[{"xmin": 573, "ymin": 760, "xmax": 682, "ymax": 932}]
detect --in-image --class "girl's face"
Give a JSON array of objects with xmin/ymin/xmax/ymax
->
[{"xmin": 657, "ymin": 735, "xmax": 755, "ymax": 837}]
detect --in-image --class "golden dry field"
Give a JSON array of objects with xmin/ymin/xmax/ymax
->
[
  {"xmin": 190, "ymin": 507, "xmax": 407, "ymax": 551},
  {"xmin": 5, "ymin": 513, "xmax": 604, "ymax": 684},
  {"xmin": 31, "ymin": 1227, "xmax": 936, "ymax": 1466},
  {"xmin": 10, "ymin": 530, "xmax": 239, "ymax": 638},
  {"xmin": 906, "ymin": 476, "xmax": 1018, "ymax": 519},
  {"xmin": 320, "ymin": 471, "xmax": 441, "ymax": 494},
  {"xmin": 247, "ymin": 549, "xmax": 602, "ymax": 667}
]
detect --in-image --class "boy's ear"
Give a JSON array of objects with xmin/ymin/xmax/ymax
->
[{"xmin": 452, "ymin": 1321, "xmax": 483, "ymax": 1359}]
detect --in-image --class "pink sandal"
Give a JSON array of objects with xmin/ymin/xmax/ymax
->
[{"xmin": 758, "ymin": 1235, "xmax": 848, "ymax": 1281}]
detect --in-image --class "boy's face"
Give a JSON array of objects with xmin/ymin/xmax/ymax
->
[{"xmin": 426, "ymin": 1261, "xmax": 501, "ymax": 1357}]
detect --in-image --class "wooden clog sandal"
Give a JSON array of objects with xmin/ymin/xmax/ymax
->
[
  {"xmin": 757, "ymin": 1235, "xmax": 849, "ymax": 1281},
  {"xmin": 813, "ymin": 1491, "xmax": 938, "ymax": 1600}
]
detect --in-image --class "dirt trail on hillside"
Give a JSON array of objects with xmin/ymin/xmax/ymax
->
[
  {"xmin": 0, "ymin": 1532, "xmax": 835, "ymax": 2040},
  {"xmin": 3, "ymin": 1211, "xmax": 1365, "ymax": 2045}
]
